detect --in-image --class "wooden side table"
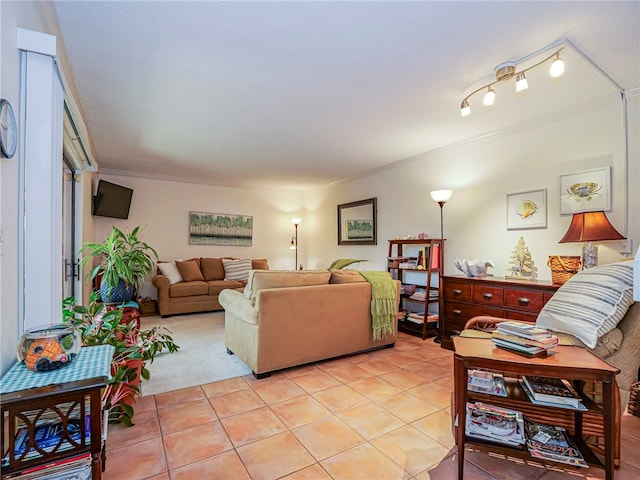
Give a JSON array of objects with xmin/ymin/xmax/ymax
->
[
  {"xmin": 1, "ymin": 345, "xmax": 114, "ymax": 479},
  {"xmin": 452, "ymin": 336, "xmax": 619, "ymax": 480}
]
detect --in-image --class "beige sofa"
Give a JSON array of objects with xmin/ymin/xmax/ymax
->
[
  {"xmin": 219, "ymin": 269, "xmax": 400, "ymax": 377},
  {"xmin": 152, "ymin": 257, "xmax": 268, "ymax": 317}
]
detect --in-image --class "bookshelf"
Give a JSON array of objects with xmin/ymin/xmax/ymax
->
[{"xmin": 387, "ymin": 238, "xmax": 444, "ymax": 339}]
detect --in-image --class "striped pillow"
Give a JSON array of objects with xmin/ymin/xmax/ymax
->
[
  {"xmin": 536, "ymin": 261, "xmax": 634, "ymax": 349},
  {"xmin": 222, "ymin": 258, "xmax": 252, "ymax": 281}
]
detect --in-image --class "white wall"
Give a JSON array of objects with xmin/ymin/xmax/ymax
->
[
  {"xmin": 0, "ymin": 1, "xmax": 48, "ymax": 375},
  {"xmin": 305, "ymin": 95, "xmax": 639, "ymax": 280},
  {"xmin": 90, "ymin": 174, "xmax": 304, "ymax": 298}
]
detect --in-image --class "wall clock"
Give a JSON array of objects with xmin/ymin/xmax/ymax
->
[{"xmin": 0, "ymin": 98, "xmax": 17, "ymax": 158}]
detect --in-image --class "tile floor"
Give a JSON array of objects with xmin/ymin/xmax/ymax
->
[{"xmin": 103, "ymin": 332, "xmax": 640, "ymax": 480}]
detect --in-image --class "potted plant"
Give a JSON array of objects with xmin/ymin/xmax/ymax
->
[
  {"xmin": 81, "ymin": 225, "xmax": 158, "ymax": 303},
  {"xmin": 62, "ymin": 293, "xmax": 179, "ymax": 426}
]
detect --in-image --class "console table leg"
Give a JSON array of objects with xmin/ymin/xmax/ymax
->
[
  {"xmin": 453, "ymin": 355, "xmax": 466, "ymax": 480},
  {"xmin": 603, "ymin": 379, "xmax": 615, "ymax": 480}
]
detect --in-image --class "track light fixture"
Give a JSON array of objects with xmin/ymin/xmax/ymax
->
[{"xmin": 460, "ymin": 47, "xmax": 564, "ymax": 116}]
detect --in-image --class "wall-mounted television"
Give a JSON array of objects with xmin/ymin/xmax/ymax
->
[{"xmin": 92, "ymin": 180, "xmax": 133, "ymax": 219}]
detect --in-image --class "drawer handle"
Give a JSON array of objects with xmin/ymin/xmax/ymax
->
[
  {"xmin": 453, "ymin": 309, "xmax": 462, "ymax": 316},
  {"xmin": 518, "ymin": 297, "xmax": 530, "ymax": 305},
  {"xmin": 453, "ymin": 289, "xmax": 463, "ymax": 295},
  {"xmin": 482, "ymin": 292, "xmax": 493, "ymax": 299}
]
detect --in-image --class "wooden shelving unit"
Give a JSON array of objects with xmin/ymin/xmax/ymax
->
[{"xmin": 387, "ymin": 238, "xmax": 444, "ymax": 339}]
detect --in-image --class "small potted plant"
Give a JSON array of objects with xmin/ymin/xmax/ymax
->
[{"xmin": 63, "ymin": 294, "xmax": 179, "ymax": 426}]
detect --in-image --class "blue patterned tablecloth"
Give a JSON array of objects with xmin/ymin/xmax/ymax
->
[{"xmin": 0, "ymin": 345, "xmax": 115, "ymax": 395}]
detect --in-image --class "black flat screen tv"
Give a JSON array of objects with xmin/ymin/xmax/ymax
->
[{"xmin": 92, "ymin": 180, "xmax": 133, "ymax": 219}]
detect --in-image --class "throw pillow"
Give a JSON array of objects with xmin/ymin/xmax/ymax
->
[
  {"xmin": 176, "ymin": 260, "xmax": 205, "ymax": 282},
  {"xmin": 536, "ymin": 261, "xmax": 634, "ymax": 349},
  {"xmin": 251, "ymin": 258, "xmax": 269, "ymax": 270},
  {"xmin": 200, "ymin": 258, "xmax": 225, "ymax": 281},
  {"xmin": 329, "ymin": 269, "xmax": 366, "ymax": 284},
  {"xmin": 157, "ymin": 262, "xmax": 183, "ymax": 284},
  {"xmin": 222, "ymin": 258, "xmax": 252, "ymax": 281}
]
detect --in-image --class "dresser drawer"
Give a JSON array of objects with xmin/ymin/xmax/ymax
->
[
  {"xmin": 504, "ymin": 288, "xmax": 545, "ymax": 312},
  {"xmin": 504, "ymin": 310, "xmax": 538, "ymax": 323},
  {"xmin": 445, "ymin": 302, "xmax": 503, "ymax": 324},
  {"xmin": 444, "ymin": 281, "xmax": 472, "ymax": 302},
  {"xmin": 472, "ymin": 285, "xmax": 504, "ymax": 307}
]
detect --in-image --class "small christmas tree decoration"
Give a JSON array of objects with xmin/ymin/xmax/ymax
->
[{"xmin": 506, "ymin": 236, "xmax": 534, "ymax": 280}]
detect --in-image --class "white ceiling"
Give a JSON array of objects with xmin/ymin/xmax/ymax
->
[{"xmin": 51, "ymin": 1, "xmax": 639, "ymax": 191}]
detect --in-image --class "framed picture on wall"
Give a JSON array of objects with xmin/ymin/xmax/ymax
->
[
  {"xmin": 559, "ymin": 166, "xmax": 611, "ymax": 214},
  {"xmin": 189, "ymin": 211, "xmax": 253, "ymax": 246},
  {"xmin": 506, "ymin": 189, "xmax": 547, "ymax": 230}
]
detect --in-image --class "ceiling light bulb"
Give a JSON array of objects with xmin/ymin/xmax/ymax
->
[
  {"xmin": 550, "ymin": 55, "xmax": 565, "ymax": 77},
  {"xmin": 460, "ymin": 100, "xmax": 471, "ymax": 117},
  {"xmin": 515, "ymin": 72, "xmax": 528, "ymax": 92},
  {"xmin": 483, "ymin": 87, "xmax": 495, "ymax": 106}
]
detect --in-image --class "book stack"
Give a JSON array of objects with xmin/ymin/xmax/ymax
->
[
  {"xmin": 467, "ymin": 370, "xmax": 507, "ymax": 397},
  {"xmin": 524, "ymin": 418, "xmax": 588, "ymax": 467},
  {"xmin": 465, "ymin": 402, "xmax": 525, "ymax": 448},
  {"xmin": 491, "ymin": 321, "xmax": 559, "ymax": 357},
  {"xmin": 520, "ymin": 375, "xmax": 586, "ymax": 410}
]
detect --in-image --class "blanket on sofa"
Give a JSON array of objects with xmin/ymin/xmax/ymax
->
[
  {"xmin": 330, "ymin": 258, "xmax": 365, "ymax": 270},
  {"xmin": 358, "ymin": 271, "xmax": 397, "ymax": 341}
]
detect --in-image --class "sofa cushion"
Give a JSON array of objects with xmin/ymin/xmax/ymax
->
[
  {"xmin": 208, "ymin": 280, "xmax": 244, "ymax": 295},
  {"xmin": 200, "ymin": 258, "xmax": 225, "ymax": 281},
  {"xmin": 169, "ymin": 281, "xmax": 209, "ymax": 297},
  {"xmin": 251, "ymin": 258, "xmax": 269, "ymax": 270},
  {"xmin": 244, "ymin": 270, "xmax": 332, "ymax": 303},
  {"xmin": 157, "ymin": 262, "xmax": 183, "ymax": 284},
  {"xmin": 329, "ymin": 269, "xmax": 366, "ymax": 284},
  {"xmin": 176, "ymin": 259, "xmax": 205, "ymax": 282},
  {"xmin": 536, "ymin": 261, "xmax": 634, "ymax": 349},
  {"xmin": 222, "ymin": 258, "xmax": 253, "ymax": 281}
]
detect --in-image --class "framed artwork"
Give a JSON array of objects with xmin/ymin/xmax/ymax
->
[
  {"xmin": 337, "ymin": 197, "xmax": 377, "ymax": 245},
  {"xmin": 559, "ymin": 166, "xmax": 611, "ymax": 214},
  {"xmin": 506, "ymin": 189, "xmax": 547, "ymax": 230},
  {"xmin": 189, "ymin": 211, "xmax": 253, "ymax": 246}
]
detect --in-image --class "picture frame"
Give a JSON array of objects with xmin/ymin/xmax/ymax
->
[
  {"xmin": 559, "ymin": 166, "xmax": 611, "ymax": 214},
  {"xmin": 506, "ymin": 189, "xmax": 547, "ymax": 230},
  {"xmin": 189, "ymin": 211, "xmax": 253, "ymax": 246},
  {"xmin": 337, "ymin": 198, "xmax": 377, "ymax": 245}
]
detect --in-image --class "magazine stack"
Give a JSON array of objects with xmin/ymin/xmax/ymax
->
[
  {"xmin": 465, "ymin": 402, "xmax": 525, "ymax": 448},
  {"xmin": 491, "ymin": 321, "xmax": 559, "ymax": 357},
  {"xmin": 520, "ymin": 375, "xmax": 586, "ymax": 410},
  {"xmin": 524, "ymin": 418, "xmax": 588, "ymax": 467},
  {"xmin": 467, "ymin": 370, "xmax": 507, "ymax": 397}
]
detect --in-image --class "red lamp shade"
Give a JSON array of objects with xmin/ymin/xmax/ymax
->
[{"xmin": 559, "ymin": 211, "xmax": 626, "ymax": 243}]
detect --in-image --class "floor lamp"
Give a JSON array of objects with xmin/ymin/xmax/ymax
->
[
  {"xmin": 430, "ymin": 189, "xmax": 453, "ymax": 344},
  {"xmin": 290, "ymin": 218, "xmax": 301, "ymax": 270}
]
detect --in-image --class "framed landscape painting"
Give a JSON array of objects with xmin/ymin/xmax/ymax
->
[
  {"xmin": 189, "ymin": 211, "xmax": 253, "ymax": 246},
  {"xmin": 506, "ymin": 189, "xmax": 547, "ymax": 230}
]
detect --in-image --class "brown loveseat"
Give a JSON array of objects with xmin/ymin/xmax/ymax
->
[
  {"xmin": 152, "ymin": 257, "xmax": 268, "ymax": 317},
  {"xmin": 218, "ymin": 269, "xmax": 400, "ymax": 377}
]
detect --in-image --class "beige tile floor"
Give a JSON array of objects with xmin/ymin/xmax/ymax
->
[{"xmin": 103, "ymin": 332, "xmax": 640, "ymax": 480}]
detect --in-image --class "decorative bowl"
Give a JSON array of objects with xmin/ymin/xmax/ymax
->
[
  {"xmin": 403, "ymin": 284, "xmax": 416, "ymax": 294},
  {"xmin": 17, "ymin": 324, "xmax": 81, "ymax": 372}
]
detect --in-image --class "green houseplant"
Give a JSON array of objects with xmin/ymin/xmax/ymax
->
[
  {"xmin": 62, "ymin": 293, "xmax": 179, "ymax": 426},
  {"xmin": 81, "ymin": 225, "xmax": 158, "ymax": 303}
]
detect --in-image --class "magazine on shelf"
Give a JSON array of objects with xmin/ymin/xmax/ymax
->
[
  {"xmin": 524, "ymin": 418, "xmax": 587, "ymax": 467},
  {"xmin": 467, "ymin": 370, "xmax": 507, "ymax": 397},
  {"xmin": 465, "ymin": 402, "xmax": 525, "ymax": 448},
  {"xmin": 522, "ymin": 376, "xmax": 581, "ymax": 407},
  {"xmin": 496, "ymin": 321, "xmax": 553, "ymax": 340},
  {"xmin": 519, "ymin": 379, "xmax": 586, "ymax": 410}
]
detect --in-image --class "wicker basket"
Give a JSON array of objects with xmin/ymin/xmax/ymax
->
[
  {"xmin": 137, "ymin": 296, "xmax": 158, "ymax": 316},
  {"xmin": 547, "ymin": 255, "xmax": 581, "ymax": 285},
  {"xmin": 628, "ymin": 382, "xmax": 640, "ymax": 417}
]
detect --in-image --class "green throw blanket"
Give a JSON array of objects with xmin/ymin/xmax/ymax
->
[
  {"xmin": 330, "ymin": 258, "xmax": 365, "ymax": 270},
  {"xmin": 358, "ymin": 271, "xmax": 397, "ymax": 341}
]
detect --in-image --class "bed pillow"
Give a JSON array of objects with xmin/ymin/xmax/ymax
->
[
  {"xmin": 157, "ymin": 262, "xmax": 183, "ymax": 284},
  {"xmin": 222, "ymin": 258, "xmax": 252, "ymax": 281},
  {"xmin": 536, "ymin": 261, "xmax": 634, "ymax": 349},
  {"xmin": 176, "ymin": 259, "xmax": 205, "ymax": 282}
]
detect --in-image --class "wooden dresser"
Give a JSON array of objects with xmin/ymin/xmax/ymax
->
[{"xmin": 439, "ymin": 275, "xmax": 560, "ymax": 350}]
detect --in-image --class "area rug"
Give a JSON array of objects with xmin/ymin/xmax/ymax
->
[{"xmin": 139, "ymin": 311, "xmax": 252, "ymax": 396}]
